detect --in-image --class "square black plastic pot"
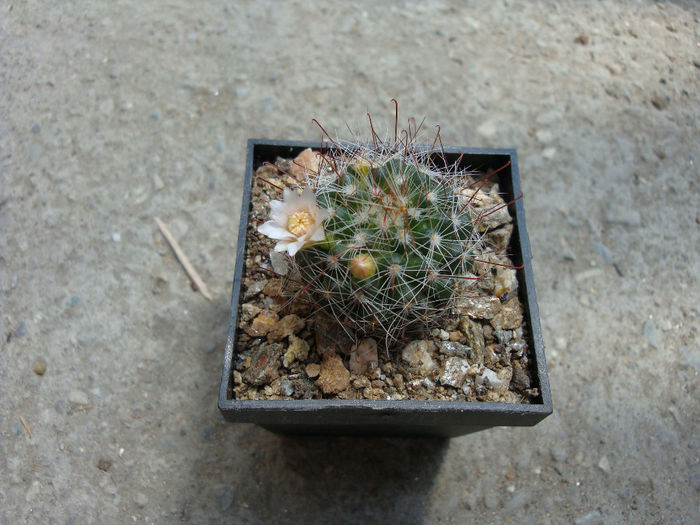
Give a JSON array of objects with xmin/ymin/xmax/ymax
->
[{"xmin": 218, "ymin": 139, "xmax": 552, "ymax": 437}]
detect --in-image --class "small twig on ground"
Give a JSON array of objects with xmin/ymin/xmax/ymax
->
[
  {"xmin": 155, "ymin": 217, "xmax": 213, "ymax": 301},
  {"xmin": 19, "ymin": 416, "xmax": 33, "ymax": 439}
]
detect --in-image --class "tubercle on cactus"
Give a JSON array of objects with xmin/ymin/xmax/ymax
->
[{"xmin": 258, "ymin": 101, "xmax": 523, "ymax": 347}]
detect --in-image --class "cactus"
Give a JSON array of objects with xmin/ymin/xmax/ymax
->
[{"xmin": 259, "ymin": 106, "xmax": 492, "ymax": 346}]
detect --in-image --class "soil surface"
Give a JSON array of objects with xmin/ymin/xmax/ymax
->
[
  {"xmin": 234, "ymin": 158, "xmax": 539, "ymax": 404},
  {"xmin": 1, "ymin": 1, "xmax": 698, "ymax": 524}
]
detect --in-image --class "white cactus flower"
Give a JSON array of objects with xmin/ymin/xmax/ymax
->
[{"xmin": 258, "ymin": 187, "xmax": 329, "ymax": 256}]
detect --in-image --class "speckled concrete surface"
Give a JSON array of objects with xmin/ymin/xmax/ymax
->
[{"xmin": 1, "ymin": 1, "xmax": 699, "ymax": 523}]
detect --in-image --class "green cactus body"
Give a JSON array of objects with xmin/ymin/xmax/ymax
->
[{"xmin": 293, "ymin": 150, "xmax": 480, "ymax": 344}]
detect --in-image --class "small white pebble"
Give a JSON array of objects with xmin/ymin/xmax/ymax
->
[
  {"xmin": 542, "ymin": 147, "xmax": 557, "ymax": 159},
  {"xmin": 111, "ymin": 232, "xmax": 121, "ymax": 242},
  {"xmin": 135, "ymin": 492, "xmax": 148, "ymax": 507}
]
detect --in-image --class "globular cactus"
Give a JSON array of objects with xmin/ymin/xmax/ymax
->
[{"xmin": 259, "ymin": 109, "xmax": 487, "ymax": 346}]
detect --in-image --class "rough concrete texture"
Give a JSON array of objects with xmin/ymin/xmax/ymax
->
[{"xmin": 1, "ymin": 1, "xmax": 699, "ymax": 523}]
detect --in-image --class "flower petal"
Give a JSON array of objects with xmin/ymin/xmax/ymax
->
[
  {"xmin": 309, "ymin": 225, "xmax": 326, "ymax": 242},
  {"xmin": 268, "ymin": 199, "xmax": 289, "ymax": 224},
  {"xmin": 258, "ymin": 221, "xmax": 295, "ymax": 240},
  {"xmin": 299, "ymin": 187, "xmax": 318, "ymax": 208},
  {"xmin": 315, "ymin": 206, "xmax": 330, "ymax": 222},
  {"xmin": 286, "ymin": 239, "xmax": 305, "ymax": 257},
  {"xmin": 273, "ymin": 240, "xmax": 292, "ymax": 253}
]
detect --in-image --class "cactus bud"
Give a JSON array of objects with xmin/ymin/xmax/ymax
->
[{"xmin": 349, "ymin": 253, "xmax": 377, "ymax": 280}]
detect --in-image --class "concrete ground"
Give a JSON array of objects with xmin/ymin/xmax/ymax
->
[{"xmin": 1, "ymin": 1, "xmax": 698, "ymax": 523}]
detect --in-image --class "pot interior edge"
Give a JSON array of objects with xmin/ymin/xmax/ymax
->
[{"xmin": 219, "ymin": 398, "xmax": 551, "ymax": 412}]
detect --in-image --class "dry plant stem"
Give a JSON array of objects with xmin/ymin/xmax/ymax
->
[
  {"xmin": 154, "ymin": 217, "xmax": 213, "ymax": 301},
  {"xmin": 19, "ymin": 416, "xmax": 32, "ymax": 439}
]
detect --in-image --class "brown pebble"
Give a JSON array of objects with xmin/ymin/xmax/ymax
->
[
  {"xmin": 352, "ymin": 376, "xmax": 370, "ymax": 389},
  {"xmin": 242, "ymin": 343, "xmax": 283, "ymax": 386},
  {"xmin": 490, "ymin": 298, "xmax": 523, "ymax": 331},
  {"xmin": 315, "ymin": 352, "xmax": 350, "ymax": 394},
  {"xmin": 651, "ymin": 93, "xmax": 669, "ymax": 110},
  {"xmin": 289, "ymin": 148, "xmax": 321, "ymax": 179},
  {"xmin": 315, "ymin": 316, "xmax": 354, "ymax": 355},
  {"xmin": 348, "ymin": 338, "xmax": 378, "ymax": 375},
  {"xmin": 267, "ymin": 314, "xmax": 305, "ymax": 343},
  {"xmin": 33, "ymin": 359, "xmax": 47, "ymax": 375},
  {"xmin": 245, "ymin": 311, "xmax": 279, "ymax": 337},
  {"xmin": 305, "ymin": 363, "xmax": 321, "ymax": 378},
  {"xmin": 263, "ymin": 278, "xmax": 282, "ymax": 297},
  {"xmin": 449, "ymin": 331, "xmax": 463, "ymax": 342},
  {"xmin": 96, "ymin": 459, "xmax": 112, "ymax": 472},
  {"xmin": 455, "ymin": 295, "xmax": 502, "ymax": 319}
]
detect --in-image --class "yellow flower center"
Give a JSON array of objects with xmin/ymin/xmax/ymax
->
[{"xmin": 288, "ymin": 210, "xmax": 314, "ymax": 236}]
